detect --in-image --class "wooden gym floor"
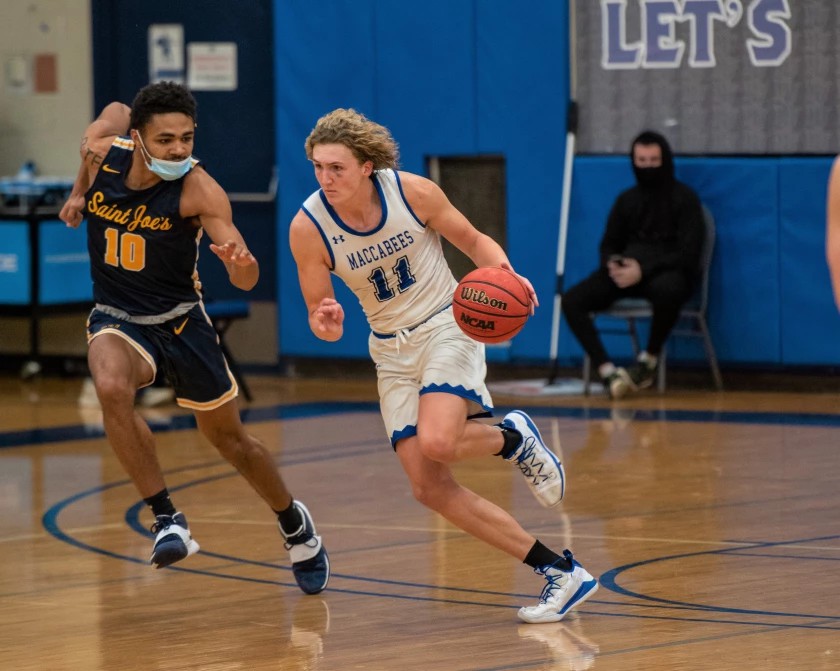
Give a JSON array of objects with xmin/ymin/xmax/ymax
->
[{"xmin": 0, "ymin": 370, "xmax": 838, "ymax": 670}]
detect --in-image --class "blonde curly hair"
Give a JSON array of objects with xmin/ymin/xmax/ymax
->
[{"xmin": 305, "ymin": 108, "xmax": 399, "ymax": 170}]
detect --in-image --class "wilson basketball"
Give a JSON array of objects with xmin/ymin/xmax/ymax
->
[{"xmin": 452, "ymin": 266, "xmax": 531, "ymax": 343}]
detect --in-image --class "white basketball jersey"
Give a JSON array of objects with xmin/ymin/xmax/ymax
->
[{"xmin": 301, "ymin": 169, "xmax": 457, "ymax": 334}]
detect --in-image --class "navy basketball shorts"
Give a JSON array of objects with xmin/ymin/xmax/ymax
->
[{"xmin": 86, "ymin": 304, "xmax": 238, "ymax": 411}]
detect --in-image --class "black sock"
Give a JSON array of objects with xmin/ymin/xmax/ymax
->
[
  {"xmin": 275, "ymin": 499, "xmax": 303, "ymax": 536},
  {"xmin": 524, "ymin": 540, "xmax": 572, "ymax": 570},
  {"xmin": 494, "ymin": 424, "xmax": 522, "ymax": 458},
  {"xmin": 144, "ymin": 489, "xmax": 176, "ymax": 518}
]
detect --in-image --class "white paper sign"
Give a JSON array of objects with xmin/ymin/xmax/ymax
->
[
  {"xmin": 5, "ymin": 55, "xmax": 30, "ymax": 94},
  {"xmin": 187, "ymin": 43, "xmax": 237, "ymax": 91},
  {"xmin": 149, "ymin": 24, "xmax": 185, "ymax": 84}
]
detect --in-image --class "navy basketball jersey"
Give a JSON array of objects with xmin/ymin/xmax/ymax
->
[{"xmin": 85, "ymin": 137, "xmax": 202, "ymax": 318}]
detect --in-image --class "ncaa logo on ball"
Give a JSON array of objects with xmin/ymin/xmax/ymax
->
[{"xmin": 459, "ymin": 312, "xmax": 496, "ymax": 332}]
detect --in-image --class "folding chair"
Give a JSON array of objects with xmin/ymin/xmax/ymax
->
[
  {"xmin": 204, "ymin": 300, "xmax": 253, "ymax": 401},
  {"xmin": 583, "ymin": 204, "xmax": 723, "ymax": 393}
]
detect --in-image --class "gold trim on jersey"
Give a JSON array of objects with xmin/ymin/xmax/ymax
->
[
  {"xmin": 177, "ymin": 372, "xmax": 239, "ymax": 411},
  {"xmin": 86, "ymin": 328, "xmax": 157, "ymax": 387},
  {"xmin": 112, "ymin": 137, "xmax": 135, "ymax": 151}
]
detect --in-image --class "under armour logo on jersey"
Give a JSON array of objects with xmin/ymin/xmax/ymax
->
[{"xmin": 332, "ymin": 235, "xmax": 345, "ymax": 244}]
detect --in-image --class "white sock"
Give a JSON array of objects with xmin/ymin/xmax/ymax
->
[
  {"xmin": 638, "ymin": 351, "xmax": 657, "ymax": 368},
  {"xmin": 598, "ymin": 362, "xmax": 616, "ymax": 378}
]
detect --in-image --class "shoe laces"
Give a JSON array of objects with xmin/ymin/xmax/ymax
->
[
  {"xmin": 284, "ymin": 533, "xmax": 318, "ymax": 552},
  {"xmin": 535, "ymin": 566, "xmax": 571, "ymax": 604},
  {"xmin": 150, "ymin": 515, "xmax": 174, "ymax": 535},
  {"xmin": 281, "ymin": 516, "xmax": 316, "ymax": 550},
  {"xmin": 536, "ymin": 551, "xmax": 576, "ymax": 604},
  {"xmin": 515, "ymin": 437, "xmax": 555, "ymax": 485}
]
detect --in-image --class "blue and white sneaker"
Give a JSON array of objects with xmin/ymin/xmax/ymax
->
[
  {"xmin": 502, "ymin": 410, "xmax": 565, "ymax": 507},
  {"xmin": 280, "ymin": 501, "xmax": 330, "ymax": 595},
  {"xmin": 518, "ymin": 551, "xmax": 599, "ymax": 624},
  {"xmin": 150, "ymin": 512, "xmax": 200, "ymax": 569}
]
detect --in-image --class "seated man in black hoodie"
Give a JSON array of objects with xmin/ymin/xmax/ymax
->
[{"xmin": 562, "ymin": 131, "xmax": 704, "ymax": 399}]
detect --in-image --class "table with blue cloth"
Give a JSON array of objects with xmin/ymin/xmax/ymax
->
[{"xmin": 0, "ymin": 176, "xmax": 89, "ymax": 376}]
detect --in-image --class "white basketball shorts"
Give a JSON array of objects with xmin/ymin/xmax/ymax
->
[{"xmin": 369, "ymin": 306, "xmax": 494, "ymax": 448}]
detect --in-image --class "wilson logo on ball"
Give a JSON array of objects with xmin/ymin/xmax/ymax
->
[
  {"xmin": 452, "ymin": 266, "xmax": 531, "ymax": 344},
  {"xmin": 459, "ymin": 287, "xmax": 509, "ymax": 312}
]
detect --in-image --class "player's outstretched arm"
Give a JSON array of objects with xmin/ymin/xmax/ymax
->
[
  {"xmin": 289, "ymin": 210, "xmax": 344, "ymax": 341},
  {"xmin": 398, "ymin": 171, "xmax": 538, "ymax": 313},
  {"xmin": 187, "ymin": 169, "xmax": 259, "ymax": 291},
  {"xmin": 61, "ymin": 102, "xmax": 131, "ymax": 228}
]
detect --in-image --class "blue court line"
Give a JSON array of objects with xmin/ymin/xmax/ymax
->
[
  {"xmin": 600, "ymin": 533, "xmax": 840, "ymax": 621},
  {"xmin": 0, "ymin": 401, "xmax": 378, "ymax": 449},
  {"xmin": 5, "ymin": 400, "xmax": 840, "ymax": 449},
  {"xmin": 39, "ymin": 443, "xmax": 840, "ymax": 629},
  {"xmin": 25, "ymin": 397, "xmax": 840, "ymax": 641}
]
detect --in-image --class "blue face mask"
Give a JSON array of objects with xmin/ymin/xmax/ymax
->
[{"xmin": 135, "ymin": 132, "xmax": 195, "ymax": 181}]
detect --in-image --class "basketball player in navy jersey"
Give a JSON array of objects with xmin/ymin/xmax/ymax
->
[
  {"xmin": 59, "ymin": 82, "xmax": 328, "ymax": 594},
  {"xmin": 289, "ymin": 109, "xmax": 598, "ymax": 623}
]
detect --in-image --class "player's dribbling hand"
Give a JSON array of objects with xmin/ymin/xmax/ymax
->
[
  {"xmin": 60, "ymin": 195, "xmax": 86, "ymax": 228},
  {"xmin": 500, "ymin": 261, "xmax": 539, "ymax": 315},
  {"xmin": 312, "ymin": 298, "xmax": 344, "ymax": 337},
  {"xmin": 210, "ymin": 240, "xmax": 257, "ymax": 266}
]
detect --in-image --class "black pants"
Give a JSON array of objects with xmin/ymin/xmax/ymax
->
[{"xmin": 562, "ymin": 268, "xmax": 694, "ymax": 369}]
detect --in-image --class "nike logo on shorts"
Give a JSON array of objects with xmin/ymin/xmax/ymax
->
[{"xmin": 174, "ymin": 317, "xmax": 189, "ymax": 335}]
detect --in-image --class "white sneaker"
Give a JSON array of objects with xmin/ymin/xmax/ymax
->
[
  {"xmin": 602, "ymin": 367, "xmax": 632, "ymax": 400},
  {"xmin": 140, "ymin": 386, "xmax": 175, "ymax": 407},
  {"xmin": 518, "ymin": 551, "xmax": 599, "ymax": 624},
  {"xmin": 279, "ymin": 501, "xmax": 330, "ymax": 595},
  {"xmin": 149, "ymin": 512, "xmax": 200, "ymax": 569},
  {"xmin": 77, "ymin": 377, "xmax": 100, "ymax": 408},
  {"xmin": 502, "ymin": 411, "xmax": 565, "ymax": 507}
]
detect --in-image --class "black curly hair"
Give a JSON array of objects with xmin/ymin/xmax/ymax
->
[{"xmin": 129, "ymin": 81, "xmax": 197, "ymax": 131}]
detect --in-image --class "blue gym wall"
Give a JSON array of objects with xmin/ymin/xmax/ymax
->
[
  {"xmin": 274, "ymin": 0, "xmax": 570, "ymax": 361},
  {"xmin": 91, "ymin": 0, "xmax": 276, "ymax": 303},
  {"xmin": 273, "ymin": 0, "xmax": 839, "ymax": 369},
  {"xmin": 89, "ymin": 1, "xmax": 840, "ymax": 368}
]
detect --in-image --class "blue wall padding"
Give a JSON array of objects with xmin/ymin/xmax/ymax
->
[
  {"xmin": 474, "ymin": 2, "xmax": 570, "ymax": 359},
  {"xmin": 39, "ymin": 221, "xmax": 93, "ymax": 305},
  {"xmin": 678, "ymin": 159, "xmax": 782, "ymax": 364},
  {"xmin": 91, "ymin": 0, "xmax": 277, "ymax": 302},
  {"xmin": 375, "ymin": 3, "xmax": 477, "ymax": 167},
  {"xmin": 275, "ymin": 0, "xmax": 570, "ymax": 359},
  {"xmin": 0, "ymin": 222, "xmax": 31, "ymax": 304},
  {"xmin": 778, "ymin": 158, "xmax": 839, "ymax": 364},
  {"xmin": 275, "ymin": 0, "xmax": 378, "ymax": 358},
  {"xmin": 273, "ymin": 0, "xmax": 835, "ymax": 368}
]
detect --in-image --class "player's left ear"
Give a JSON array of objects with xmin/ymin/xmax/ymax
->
[{"xmin": 361, "ymin": 161, "xmax": 373, "ymax": 177}]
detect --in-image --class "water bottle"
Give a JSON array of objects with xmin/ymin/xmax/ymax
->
[{"xmin": 17, "ymin": 160, "xmax": 37, "ymax": 181}]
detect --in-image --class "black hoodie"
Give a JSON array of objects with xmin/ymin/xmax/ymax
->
[{"xmin": 599, "ymin": 131, "xmax": 704, "ymax": 278}]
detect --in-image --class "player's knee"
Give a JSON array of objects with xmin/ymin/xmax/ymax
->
[
  {"xmin": 92, "ymin": 375, "xmax": 135, "ymax": 407},
  {"xmin": 208, "ymin": 429, "xmax": 251, "ymax": 462},
  {"xmin": 416, "ymin": 431, "xmax": 457, "ymax": 463},
  {"xmin": 409, "ymin": 475, "xmax": 450, "ymax": 511}
]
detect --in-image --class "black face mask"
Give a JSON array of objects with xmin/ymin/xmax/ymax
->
[{"xmin": 633, "ymin": 165, "xmax": 671, "ymax": 189}]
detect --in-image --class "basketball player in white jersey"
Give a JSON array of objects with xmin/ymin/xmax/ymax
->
[{"xmin": 289, "ymin": 109, "xmax": 598, "ymax": 623}]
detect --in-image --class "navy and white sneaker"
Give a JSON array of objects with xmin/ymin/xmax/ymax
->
[
  {"xmin": 150, "ymin": 512, "xmax": 200, "ymax": 569},
  {"xmin": 280, "ymin": 501, "xmax": 330, "ymax": 595},
  {"xmin": 502, "ymin": 410, "xmax": 565, "ymax": 507},
  {"xmin": 518, "ymin": 551, "xmax": 599, "ymax": 624}
]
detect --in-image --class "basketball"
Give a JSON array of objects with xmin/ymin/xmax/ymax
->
[{"xmin": 452, "ymin": 266, "xmax": 531, "ymax": 343}]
